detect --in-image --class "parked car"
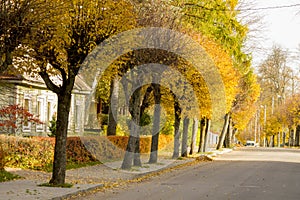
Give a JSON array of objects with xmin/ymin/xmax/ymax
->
[{"xmin": 245, "ymin": 140, "xmax": 259, "ymax": 147}]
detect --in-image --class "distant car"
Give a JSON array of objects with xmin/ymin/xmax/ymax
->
[{"xmin": 245, "ymin": 140, "xmax": 259, "ymax": 147}]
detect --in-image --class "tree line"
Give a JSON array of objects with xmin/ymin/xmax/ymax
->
[{"xmin": 1, "ymin": 0, "xmax": 261, "ymax": 185}]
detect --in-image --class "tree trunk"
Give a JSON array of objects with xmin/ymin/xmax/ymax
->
[
  {"xmin": 292, "ymin": 126, "xmax": 297, "ymax": 146},
  {"xmin": 231, "ymin": 128, "xmax": 238, "ymax": 146},
  {"xmin": 225, "ymin": 118, "xmax": 233, "ymax": 148},
  {"xmin": 198, "ymin": 118, "xmax": 206, "ymax": 153},
  {"xmin": 189, "ymin": 118, "xmax": 198, "ymax": 155},
  {"xmin": 172, "ymin": 99, "xmax": 181, "ymax": 159},
  {"xmin": 140, "ymin": 85, "xmax": 153, "ymax": 119},
  {"xmin": 181, "ymin": 117, "xmax": 190, "ymax": 157},
  {"xmin": 216, "ymin": 113, "xmax": 230, "ymax": 150},
  {"xmin": 266, "ymin": 137, "xmax": 269, "ymax": 147},
  {"xmin": 134, "ymin": 134, "xmax": 142, "ymax": 166},
  {"xmin": 296, "ymin": 125, "xmax": 300, "ymax": 146},
  {"xmin": 203, "ymin": 118, "xmax": 211, "ymax": 152},
  {"xmin": 107, "ymin": 77, "xmax": 119, "ymax": 136},
  {"xmin": 149, "ymin": 83, "xmax": 161, "ymax": 163},
  {"xmin": 282, "ymin": 132, "xmax": 286, "ymax": 147},
  {"xmin": 121, "ymin": 87, "xmax": 142, "ymax": 169},
  {"xmin": 49, "ymin": 93, "xmax": 72, "ymax": 185}
]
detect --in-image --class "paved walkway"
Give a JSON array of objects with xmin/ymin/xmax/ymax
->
[{"xmin": 0, "ymin": 149, "xmax": 232, "ymax": 200}]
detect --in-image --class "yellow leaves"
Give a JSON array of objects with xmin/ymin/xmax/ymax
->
[
  {"xmin": 191, "ymin": 32, "xmax": 239, "ymax": 113},
  {"xmin": 226, "ymin": 0, "xmax": 238, "ymax": 10}
]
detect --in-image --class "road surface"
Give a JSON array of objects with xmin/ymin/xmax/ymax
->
[{"xmin": 70, "ymin": 148, "xmax": 300, "ymax": 200}]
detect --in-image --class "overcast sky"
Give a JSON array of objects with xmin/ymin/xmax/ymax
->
[{"xmin": 248, "ymin": 0, "xmax": 300, "ymax": 68}]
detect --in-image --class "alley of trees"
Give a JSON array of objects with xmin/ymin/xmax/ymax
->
[{"xmin": 1, "ymin": 0, "xmax": 300, "ymax": 185}]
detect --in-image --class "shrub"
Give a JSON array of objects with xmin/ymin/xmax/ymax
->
[
  {"xmin": 107, "ymin": 134, "xmax": 174, "ymax": 153},
  {"xmin": 0, "ymin": 104, "xmax": 43, "ymax": 135},
  {"xmin": 0, "ymin": 134, "xmax": 174, "ymax": 171},
  {"xmin": 161, "ymin": 119, "xmax": 174, "ymax": 135},
  {"xmin": 140, "ymin": 112, "xmax": 151, "ymax": 126},
  {"xmin": 1, "ymin": 135, "xmax": 54, "ymax": 170},
  {"xmin": 0, "ymin": 143, "xmax": 8, "ymax": 170},
  {"xmin": 66, "ymin": 137, "xmax": 98, "ymax": 163},
  {"xmin": 47, "ymin": 116, "xmax": 56, "ymax": 137},
  {"xmin": 98, "ymin": 113, "xmax": 108, "ymax": 127}
]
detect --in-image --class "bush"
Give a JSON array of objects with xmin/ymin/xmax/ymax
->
[
  {"xmin": 0, "ymin": 134, "xmax": 174, "ymax": 171},
  {"xmin": 161, "ymin": 118, "xmax": 174, "ymax": 135},
  {"xmin": 0, "ymin": 135, "xmax": 54, "ymax": 170},
  {"xmin": 0, "ymin": 135, "xmax": 125, "ymax": 170},
  {"xmin": 47, "ymin": 117, "xmax": 56, "ymax": 137},
  {"xmin": 140, "ymin": 112, "xmax": 151, "ymax": 126},
  {"xmin": 107, "ymin": 134, "xmax": 173, "ymax": 153},
  {"xmin": 0, "ymin": 143, "xmax": 8, "ymax": 170},
  {"xmin": 66, "ymin": 137, "xmax": 98, "ymax": 163},
  {"xmin": 98, "ymin": 113, "xmax": 108, "ymax": 127}
]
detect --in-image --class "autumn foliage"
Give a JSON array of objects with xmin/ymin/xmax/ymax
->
[
  {"xmin": 0, "ymin": 104, "xmax": 43, "ymax": 134},
  {"xmin": 0, "ymin": 134, "xmax": 173, "ymax": 170}
]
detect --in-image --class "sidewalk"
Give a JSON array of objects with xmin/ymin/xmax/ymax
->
[{"xmin": 0, "ymin": 149, "xmax": 232, "ymax": 200}]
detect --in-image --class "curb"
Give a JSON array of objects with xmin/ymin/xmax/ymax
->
[{"xmin": 50, "ymin": 184, "xmax": 104, "ymax": 200}]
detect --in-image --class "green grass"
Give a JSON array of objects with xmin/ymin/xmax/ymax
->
[
  {"xmin": 0, "ymin": 170, "xmax": 21, "ymax": 182},
  {"xmin": 66, "ymin": 161, "xmax": 102, "ymax": 170}
]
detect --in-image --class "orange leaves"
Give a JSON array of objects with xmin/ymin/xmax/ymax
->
[
  {"xmin": 0, "ymin": 104, "xmax": 43, "ymax": 132},
  {"xmin": 107, "ymin": 134, "xmax": 173, "ymax": 154}
]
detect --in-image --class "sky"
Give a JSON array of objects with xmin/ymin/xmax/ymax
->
[{"xmin": 247, "ymin": 0, "xmax": 300, "ymax": 68}]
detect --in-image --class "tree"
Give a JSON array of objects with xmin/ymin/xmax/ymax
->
[
  {"xmin": 181, "ymin": 117, "xmax": 190, "ymax": 157},
  {"xmin": 107, "ymin": 77, "xmax": 120, "ymax": 136},
  {"xmin": 20, "ymin": 0, "xmax": 135, "ymax": 185},
  {"xmin": 258, "ymin": 46, "xmax": 292, "ymax": 103},
  {"xmin": 177, "ymin": 0, "xmax": 253, "ymax": 150},
  {"xmin": 0, "ymin": 104, "xmax": 42, "ymax": 135},
  {"xmin": 189, "ymin": 118, "xmax": 198, "ymax": 154},
  {"xmin": 0, "ymin": 0, "xmax": 39, "ymax": 72},
  {"xmin": 257, "ymin": 46, "xmax": 294, "ymax": 145},
  {"xmin": 230, "ymin": 69, "xmax": 260, "ymax": 145}
]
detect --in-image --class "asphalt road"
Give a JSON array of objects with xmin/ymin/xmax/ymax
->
[{"xmin": 71, "ymin": 148, "xmax": 300, "ymax": 200}]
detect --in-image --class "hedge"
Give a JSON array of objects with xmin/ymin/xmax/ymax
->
[
  {"xmin": 0, "ymin": 134, "xmax": 174, "ymax": 171},
  {"xmin": 107, "ymin": 134, "xmax": 173, "ymax": 153}
]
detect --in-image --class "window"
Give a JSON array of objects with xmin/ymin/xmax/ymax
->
[
  {"xmin": 22, "ymin": 94, "xmax": 31, "ymax": 132},
  {"xmin": 75, "ymin": 105, "xmax": 81, "ymax": 131},
  {"xmin": 36, "ymin": 96, "xmax": 45, "ymax": 132}
]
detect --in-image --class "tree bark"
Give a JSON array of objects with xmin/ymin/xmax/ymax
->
[
  {"xmin": 172, "ymin": 99, "xmax": 181, "ymax": 159},
  {"xmin": 216, "ymin": 113, "xmax": 230, "ymax": 150},
  {"xmin": 203, "ymin": 118, "xmax": 211, "ymax": 152},
  {"xmin": 121, "ymin": 87, "xmax": 142, "ymax": 169},
  {"xmin": 277, "ymin": 132, "xmax": 280, "ymax": 147},
  {"xmin": 198, "ymin": 118, "xmax": 206, "ymax": 153},
  {"xmin": 134, "ymin": 133, "xmax": 142, "ymax": 166},
  {"xmin": 149, "ymin": 83, "xmax": 161, "ymax": 163},
  {"xmin": 231, "ymin": 128, "xmax": 238, "ymax": 146},
  {"xmin": 49, "ymin": 93, "xmax": 72, "ymax": 185},
  {"xmin": 225, "ymin": 118, "xmax": 233, "ymax": 148},
  {"xmin": 292, "ymin": 126, "xmax": 296, "ymax": 146},
  {"xmin": 296, "ymin": 125, "xmax": 300, "ymax": 146},
  {"xmin": 189, "ymin": 118, "xmax": 198, "ymax": 155},
  {"xmin": 140, "ymin": 85, "xmax": 153, "ymax": 119},
  {"xmin": 181, "ymin": 117, "xmax": 190, "ymax": 157},
  {"xmin": 107, "ymin": 77, "xmax": 119, "ymax": 136}
]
